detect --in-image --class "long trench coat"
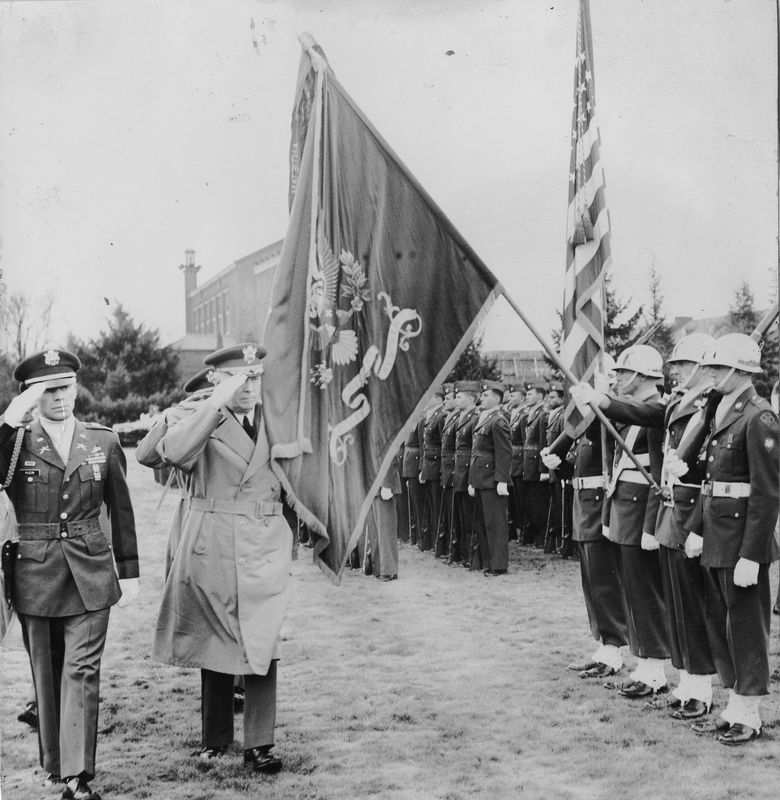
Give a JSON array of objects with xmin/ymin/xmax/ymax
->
[{"xmin": 152, "ymin": 400, "xmax": 292, "ymax": 676}]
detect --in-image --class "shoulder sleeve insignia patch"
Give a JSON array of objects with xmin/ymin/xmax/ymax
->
[{"xmin": 759, "ymin": 411, "xmax": 778, "ymax": 429}]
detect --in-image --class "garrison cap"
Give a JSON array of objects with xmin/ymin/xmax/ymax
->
[
  {"xmin": 14, "ymin": 349, "xmax": 81, "ymax": 389},
  {"xmin": 183, "ymin": 367, "xmax": 214, "ymax": 394},
  {"xmin": 432, "ymin": 386, "xmax": 445, "ymax": 398},
  {"xmin": 455, "ymin": 380, "xmax": 480, "ymax": 395},
  {"xmin": 443, "ymin": 382, "xmax": 455, "ymax": 395},
  {"xmin": 481, "ymin": 380, "xmax": 505, "ymax": 396},
  {"xmin": 526, "ymin": 379, "xmax": 548, "ymax": 393},
  {"xmin": 548, "ymin": 381, "xmax": 564, "ymax": 395},
  {"xmin": 507, "ymin": 383, "xmax": 526, "ymax": 394},
  {"xmin": 204, "ymin": 343, "xmax": 266, "ymax": 376}
]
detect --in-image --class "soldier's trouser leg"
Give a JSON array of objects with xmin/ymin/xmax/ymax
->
[
  {"xmin": 436, "ymin": 487, "xmax": 452, "ymax": 557},
  {"xmin": 455, "ymin": 491, "xmax": 475, "ymax": 564},
  {"xmin": 577, "ymin": 540, "xmax": 627, "ymax": 648},
  {"xmin": 396, "ymin": 484, "xmax": 410, "ymax": 543},
  {"xmin": 527, "ymin": 482, "xmax": 551, "ymax": 547},
  {"xmin": 479, "ymin": 490, "xmax": 509, "ymax": 572},
  {"xmin": 243, "ymin": 661, "xmax": 278, "ymax": 750},
  {"xmin": 374, "ymin": 497, "xmax": 399, "ymax": 577},
  {"xmin": 420, "ymin": 482, "xmax": 442, "ymax": 552},
  {"xmin": 406, "ymin": 480, "xmax": 425, "ymax": 546},
  {"xmin": 470, "ymin": 493, "xmax": 490, "ymax": 571},
  {"xmin": 22, "ymin": 608, "xmax": 109, "ymax": 781},
  {"xmin": 546, "ymin": 482, "xmax": 563, "ymax": 553},
  {"xmin": 704, "ymin": 565, "xmax": 772, "ymax": 696},
  {"xmin": 512, "ymin": 477, "xmax": 529, "ymax": 541},
  {"xmin": 202, "ymin": 669, "xmax": 235, "ymax": 747},
  {"xmin": 659, "ymin": 547, "xmax": 715, "ymax": 677},
  {"xmin": 618, "ymin": 545, "xmax": 669, "ymax": 660}
]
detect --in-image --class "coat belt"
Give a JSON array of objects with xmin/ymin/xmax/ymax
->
[
  {"xmin": 17, "ymin": 517, "xmax": 103, "ymax": 540},
  {"xmin": 616, "ymin": 470, "xmax": 649, "ymax": 485},
  {"xmin": 188, "ymin": 497, "xmax": 283, "ymax": 517},
  {"xmin": 700, "ymin": 481, "xmax": 751, "ymax": 498},
  {"xmin": 572, "ymin": 475, "xmax": 605, "ymax": 490}
]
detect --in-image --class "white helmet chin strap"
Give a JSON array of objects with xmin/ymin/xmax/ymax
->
[
  {"xmin": 714, "ymin": 367, "xmax": 736, "ymax": 394},
  {"xmin": 619, "ymin": 370, "xmax": 640, "ymax": 394},
  {"xmin": 678, "ymin": 363, "xmax": 699, "ymax": 391}
]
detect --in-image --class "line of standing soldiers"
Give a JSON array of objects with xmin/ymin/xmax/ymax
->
[{"xmin": 395, "ymin": 377, "xmax": 575, "ymax": 576}]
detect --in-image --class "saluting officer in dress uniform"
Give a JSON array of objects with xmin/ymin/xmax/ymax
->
[
  {"xmin": 468, "ymin": 381, "xmax": 512, "ymax": 575},
  {"xmin": 522, "ymin": 381, "xmax": 551, "ymax": 548},
  {"xmin": 571, "ymin": 345, "xmax": 668, "ymax": 697},
  {"xmin": 0, "ymin": 350, "xmax": 139, "ymax": 800},
  {"xmin": 419, "ymin": 389, "xmax": 446, "ymax": 552},
  {"xmin": 436, "ymin": 384, "xmax": 459, "ymax": 559},
  {"xmin": 684, "ymin": 334, "xmax": 779, "ymax": 745},
  {"xmin": 452, "ymin": 381, "xmax": 481, "ymax": 566},
  {"xmin": 153, "ymin": 343, "xmax": 291, "ymax": 773}
]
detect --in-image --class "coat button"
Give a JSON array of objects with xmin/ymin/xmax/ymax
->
[
  {"xmin": 60, "ymin": 512, "xmax": 68, "ymax": 520},
  {"xmin": 238, "ymin": 557, "xmax": 246, "ymax": 565},
  {"xmin": 27, "ymin": 477, "xmax": 33, "ymax": 483},
  {"xmin": 734, "ymin": 513, "xmax": 739, "ymax": 518},
  {"xmin": 632, "ymin": 496, "xmax": 637, "ymax": 502},
  {"xmin": 61, "ymin": 532, "xmax": 68, "ymax": 538},
  {"xmin": 712, "ymin": 440, "xmax": 717, "ymax": 447},
  {"xmin": 708, "ymin": 456, "xmax": 714, "ymax": 462},
  {"xmin": 63, "ymin": 494, "xmax": 69, "ymax": 500}
]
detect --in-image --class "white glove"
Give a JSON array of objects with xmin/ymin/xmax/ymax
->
[
  {"xmin": 684, "ymin": 532, "xmax": 703, "ymax": 558},
  {"xmin": 496, "ymin": 482, "xmax": 509, "ymax": 496},
  {"xmin": 117, "ymin": 577, "xmax": 140, "ymax": 608},
  {"xmin": 663, "ymin": 449, "xmax": 689, "ymax": 479},
  {"xmin": 569, "ymin": 382, "xmax": 596, "ymax": 410},
  {"xmin": 541, "ymin": 448, "xmax": 562, "ymax": 469},
  {"xmin": 468, "ymin": 485, "xmax": 475, "ymax": 497},
  {"xmin": 3, "ymin": 383, "xmax": 47, "ymax": 427},
  {"xmin": 208, "ymin": 373, "xmax": 247, "ymax": 408},
  {"xmin": 601, "ymin": 525, "xmax": 611, "ymax": 540},
  {"xmin": 733, "ymin": 557, "xmax": 759, "ymax": 587},
  {"xmin": 539, "ymin": 473, "xmax": 550, "ymax": 482},
  {"xmin": 641, "ymin": 532, "xmax": 660, "ymax": 551},
  {"xmin": 418, "ymin": 473, "xmax": 425, "ymax": 484},
  {"xmin": 380, "ymin": 487, "xmax": 393, "ymax": 500},
  {"xmin": 593, "ymin": 372, "xmax": 611, "ymax": 393}
]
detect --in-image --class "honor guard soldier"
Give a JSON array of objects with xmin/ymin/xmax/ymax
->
[
  {"xmin": 522, "ymin": 381, "xmax": 550, "ymax": 547},
  {"xmin": 153, "ymin": 343, "xmax": 291, "ymax": 773},
  {"xmin": 468, "ymin": 381, "xmax": 512, "ymax": 575},
  {"xmin": 571, "ymin": 345, "xmax": 668, "ymax": 697},
  {"xmin": 0, "ymin": 349, "xmax": 139, "ymax": 800},
  {"xmin": 543, "ymin": 382, "xmax": 572, "ymax": 555},
  {"xmin": 545, "ymin": 365, "xmax": 628, "ymax": 679},
  {"xmin": 452, "ymin": 382, "xmax": 481, "ymax": 565},
  {"xmin": 401, "ymin": 415, "xmax": 424, "ymax": 546},
  {"xmin": 367, "ymin": 456, "xmax": 401, "ymax": 581},
  {"xmin": 437, "ymin": 384, "xmax": 459, "ymax": 558},
  {"xmin": 506, "ymin": 384, "xmax": 528, "ymax": 540},
  {"xmin": 419, "ymin": 389, "xmax": 446, "ymax": 552},
  {"xmin": 685, "ymin": 334, "xmax": 779, "ymax": 744}
]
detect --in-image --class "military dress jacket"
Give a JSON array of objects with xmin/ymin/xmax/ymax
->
[
  {"xmin": 522, "ymin": 404, "xmax": 548, "ymax": 481},
  {"xmin": 550, "ymin": 419, "xmax": 607, "ymax": 542},
  {"xmin": 420, "ymin": 407, "xmax": 446, "ymax": 482},
  {"xmin": 469, "ymin": 408, "xmax": 512, "ymax": 490},
  {"xmin": 400, "ymin": 419, "xmax": 422, "ymax": 479},
  {"xmin": 509, "ymin": 407, "xmax": 528, "ymax": 479},
  {"xmin": 600, "ymin": 395, "xmax": 665, "ymax": 546},
  {"xmin": 544, "ymin": 406, "xmax": 572, "ymax": 484},
  {"xmin": 686, "ymin": 386, "xmax": 780, "ymax": 568},
  {"xmin": 453, "ymin": 407, "xmax": 479, "ymax": 492},
  {"xmin": 152, "ymin": 401, "xmax": 292, "ymax": 675},
  {"xmin": 440, "ymin": 411, "xmax": 459, "ymax": 488},
  {"xmin": 0, "ymin": 418, "xmax": 138, "ymax": 616}
]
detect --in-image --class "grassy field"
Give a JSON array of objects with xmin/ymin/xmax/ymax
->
[{"xmin": 1, "ymin": 452, "xmax": 779, "ymax": 800}]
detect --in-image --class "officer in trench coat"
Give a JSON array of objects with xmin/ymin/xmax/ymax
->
[{"xmin": 152, "ymin": 343, "xmax": 292, "ymax": 774}]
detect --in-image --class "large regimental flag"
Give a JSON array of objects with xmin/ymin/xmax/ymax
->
[
  {"xmin": 561, "ymin": 0, "xmax": 611, "ymax": 439},
  {"xmin": 262, "ymin": 36, "xmax": 500, "ymax": 583}
]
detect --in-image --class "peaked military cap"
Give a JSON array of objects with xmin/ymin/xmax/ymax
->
[
  {"xmin": 14, "ymin": 349, "xmax": 81, "ymax": 389},
  {"xmin": 204, "ymin": 342, "xmax": 266, "ymax": 376},
  {"xmin": 481, "ymin": 380, "xmax": 505, "ymax": 396},
  {"xmin": 455, "ymin": 380, "xmax": 481, "ymax": 395},
  {"xmin": 183, "ymin": 367, "xmax": 214, "ymax": 394}
]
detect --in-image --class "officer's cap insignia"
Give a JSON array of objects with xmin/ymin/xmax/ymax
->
[
  {"xmin": 765, "ymin": 437, "xmax": 775, "ymax": 451},
  {"xmin": 43, "ymin": 349, "xmax": 61, "ymax": 366},
  {"xmin": 760, "ymin": 411, "xmax": 778, "ymax": 429},
  {"xmin": 242, "ymin": 345, "xmax": 258, "ymax": 364}
]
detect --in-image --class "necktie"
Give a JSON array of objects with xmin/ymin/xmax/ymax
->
[{"xmin": 242, "ymin": 415, "xmax": 255, "ymax": 441}]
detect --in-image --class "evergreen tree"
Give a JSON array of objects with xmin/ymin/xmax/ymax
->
[
  {"xmin": 728, "ymin": 281, "xmax": 778, "ymax": 398},
  {"xmin": 446, "ymin": 334, "xmax": 502, "ymax": 382},
  {"xmin": 639, "ymin": 265, "xmax": 675, "ymax": 359},
  {"xmin": 604, "ymin": 273, "xmax": 644, "ymax": 355}
]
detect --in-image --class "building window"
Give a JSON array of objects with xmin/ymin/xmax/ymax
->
[{"xmin": 217, "ymin": 294, "xmax": 223, "ymax": 334}]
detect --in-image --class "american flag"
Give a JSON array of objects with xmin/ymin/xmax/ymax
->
[{"xmin": 561, "ymin": 0, "xmax": 611, "ymax": 439}]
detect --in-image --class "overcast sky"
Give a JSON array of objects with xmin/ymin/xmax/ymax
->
[{"xmin": 0, "ymin": 0, "xmax": 776, "ymax": 354}]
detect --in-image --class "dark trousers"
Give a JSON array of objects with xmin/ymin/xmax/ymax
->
[
  {"xmin": 420, "ymin": 481, "xmax": 442, "ymax": 552},
  {"xmin": 396, "ymin": 481, "xmax": 410, "ymax": 543},
  {"xmin": 435, "ymin": 486, "xmax": 454, "ymax": 557},
  {"xmin": 511, "ymin": 476, "xmax": 528, "ymax": 538},
  {"xmin": 473, "ymin": 490, "xmax": 509, "ymax": 572},
  {"xmin": 202, "ymin": 662, "xmax": 277, "ymax": 750},
  {"xmin": 405, "ymin": 479, "xmax": 425, "ymax": 546},
  {"xmin": 703, "ymin": 565, "xmax": 772, "ymax": 696},
  {"xmin": 454, "ymin": 491, "xmax": 475, "ymax": 565},
  {"xmin": 368, "ymin": 498, "xmax": 399, "ymax": 577},
  {"xmin": 21, "ymin": 608, "xmax": 110, "ymax": 781},
  {"xmin": 577, "ymin": 540, "xmax": 627, "ymax": 648},
  {"xmin": 618, "ymin": 545, "xmax": 669, "ymax": 660},
  {"xmin": 524, "ymin": 480, "xmax": 551, "ymax": 546},
  {"xmin": 659, "ymin": 546, "xmax": 715, "ymax": 675}
]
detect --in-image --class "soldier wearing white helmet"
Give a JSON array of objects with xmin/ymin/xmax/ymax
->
[
  {"xmin": 570, "ymin": 344, "xmax": 669, "ymax": 698},
  {"xmin": 684, "ymin": 333, "xmax": 779, "ymax": 745}
]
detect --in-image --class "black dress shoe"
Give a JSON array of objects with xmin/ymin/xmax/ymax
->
[
  {"xmin": 617, "ymin": 680, "xmax": 668, "ymax": 699},
  {"xmin": 691, "ymin": 717, "xmax": 730, "ymax": 736},
  {"xmin": 61, "ymin": 779, "xmax": 101, "ymax": 800},
  {"xmin": 719, "ymin": 722, "xmax": 761, "ymax": 746},
  {"xmin": 579, "ymin": 662, "xmax": 616, "ymax": 679},
  {"xmin": 376, "ymin": 574, "xmax": 397, "ymax": 582},
  {"xmin": 671, "ymin": 698, "xmax": 709, "ymax": 720},
  {"xmin": 644, "ymin": 696, "xmax": 681, "ymax": 712},
  {"xmin": 197, "ymin": 745, "xmax": 229, "ymax": 760},
  {"xmin": 244, "ymin": 746, "xmax": 283, "ymax": 774},
  {"xmin": 568, "ymin": 659, "xmax": 597, "ymax": 672},
  {"xmin": 17, "ymin": 701, "xmax": 38, "ymax": 729},
  {"xmin": 484, "ymin": 569, "xmax": 507, "ymax": 576}
]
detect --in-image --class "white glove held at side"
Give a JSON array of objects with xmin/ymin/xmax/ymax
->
[
  {"xmin": 733, "ymin": 558, "xmax": 759, "ymax": 587},
  {"xmin": 684, "ymin": 532, "xmax": 703, "ymax": 559},
  {"xmin": 117, "ymin": 578, "xmax": 140, "ymax": 608},
  {"xmin": 641, "ymin": 532, "xmax": 660, "ymax": 551},
  {"xmin": 496, "ymin": 482, "xmax": 509, "ymax": 496}
]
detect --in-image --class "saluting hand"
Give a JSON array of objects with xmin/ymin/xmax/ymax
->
[
  {"xmin": 208, "ymin": 373, "xmax": 247, "ymax": 408},
  {"xmin": 3, "ymin": 383, "xmax": 47, "ymax": 427}
]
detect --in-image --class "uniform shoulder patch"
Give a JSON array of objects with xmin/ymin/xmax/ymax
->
[{"xmin": 759, "ymin": 411, "xmax": 778, "ymax": 429}]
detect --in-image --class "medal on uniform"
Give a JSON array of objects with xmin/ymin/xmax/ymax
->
[{"xmin": 92, "ymin": 463, "xmax": 102, "ymax": 481}]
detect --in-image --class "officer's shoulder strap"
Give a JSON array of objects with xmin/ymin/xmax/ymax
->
[{"xmin": 84, "ymin": 422, "xmax": 114, "ymax": 432}]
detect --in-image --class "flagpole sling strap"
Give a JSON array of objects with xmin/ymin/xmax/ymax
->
[
  {"xmin": 17, "ymin": 518, "xmax": 103, "ymax": 540},
  {"xmin": 188, "ymin": 498, "xmax": 283, "ymax": 517},
  {"xmin": 700, "ymin": 482, "xmax": 751, "ymax": 499}
]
